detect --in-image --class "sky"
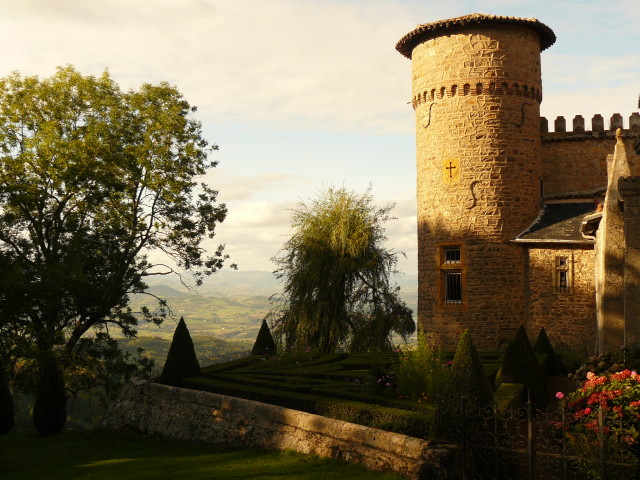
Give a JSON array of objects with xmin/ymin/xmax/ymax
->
[{"xmin": 0, "ymin": 0, "xmax": 638, "ymax": 285}]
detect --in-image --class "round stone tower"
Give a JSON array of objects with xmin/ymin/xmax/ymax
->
[{"xmin": 396, "ymin": 14, "xmax": 556, "ymax": 348}]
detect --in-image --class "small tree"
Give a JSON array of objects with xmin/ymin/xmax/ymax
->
[
  {"xmin": 252, "ymin": 319, "xmax": 276, "ymax": 356},
  {"xmin": 0, "ymin": 371, "xmax": 13, "ymax": 434},
  {"xmin": 268, "ymin": 187, "xmax": 414, "ymax": 352},
  {"xmin": 160, "ymin": 317, "xmax": 201, "ymax": 386},
  {"xmin": 32, "ymin": 354, "xmax": 66, "ymax": 435}
]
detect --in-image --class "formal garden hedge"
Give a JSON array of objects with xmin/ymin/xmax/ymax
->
[{"xmin": 178, "ymin": 330, "xmax": 551, "ymax": 439}]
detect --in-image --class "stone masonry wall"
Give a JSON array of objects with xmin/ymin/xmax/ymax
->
[
  {"xmin": 411, "ymin": 24, "xmax": 544, "ymax": 349},
  {"xmin": 526, "ymin": 246, "xmax": 596, "ymax": 351},
  {"xmin": 541, "ymin": 129, "xmax": 640, "ymax": 198},
  {"xmin": 102, "ymin": 381, "xmax": 460, "ymax": 480}
]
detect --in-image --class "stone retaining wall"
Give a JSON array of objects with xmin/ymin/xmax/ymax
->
[{"xmin": 102, "ymin": 381, "xmax": 459, "ymax": 479}]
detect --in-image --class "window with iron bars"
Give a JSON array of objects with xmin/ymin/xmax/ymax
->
[
  {"xmin": 554, "ymin": 255, "xmax": 573, "ymax": 294},
  {"xmin": 438, "ymin": 244, "xmax": 466, "ymax": 307}
]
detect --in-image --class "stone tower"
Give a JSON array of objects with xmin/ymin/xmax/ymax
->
[{"xmin": 396, "ymin": 14, "xmax": 556, "ymax": 348}]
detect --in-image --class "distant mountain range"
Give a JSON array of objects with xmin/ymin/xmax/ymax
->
[{"xmin": 145, "ymin": 269, "xmax": 418, "ymax": 297}]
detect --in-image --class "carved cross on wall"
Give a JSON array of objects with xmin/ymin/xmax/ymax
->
[
  {"xmin": 442, "ymin": 158, "xmax": 460, "ymax": 185},
  {"xmin": 446, "ymin": 161, "xmax": 457, "ymax": 178}
]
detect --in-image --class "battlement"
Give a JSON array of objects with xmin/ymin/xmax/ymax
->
[
  {"xmin": 412, "ymin": 81, "xmax": 542, "ymax": 109},
  {"xmin": 541, "ymin": 113, "xmax": 640, "ymax": 135}
]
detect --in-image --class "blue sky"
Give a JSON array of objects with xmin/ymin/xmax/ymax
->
[{"xmin": 1, "ymin": 0, "xmax": 638, "ymax": 283}]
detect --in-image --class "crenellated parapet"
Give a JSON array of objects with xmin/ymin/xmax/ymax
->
[
  {"xmin": 541, "ymin": 112, "xmax": 640, "ymax": 135},
  {"xmin": 412, "ymin": 81, "xmax": 542, "ymax": 109}
]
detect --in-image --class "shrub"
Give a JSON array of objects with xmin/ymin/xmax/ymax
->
[
  {"xmin": 442, "ymin": 330, "xmax": 493, "ymax": 411},
  {"xmin": 33, "ymin": 354, "xmax": 67, "ymax": 435},
  {"xmin": 394, "ymin": 334, "xmax": 448, "ymax": 401},
  {"xmin": 0, "ymin": 372, "xmax": 14, "ymax": 434},
  {"xmin": 495, "ymin": 326, "xmax": 547, "ymax": 410},
  {"xmin": 533, "ymin": 327, "xmax": 563, "ymax": 374},
  {"xmin": 559, "ymin": 369, "xmax": 640, "ymax": 478},
  {"xmin": 160, "ymin": 317, "xmax": 201, "ymax": 386},
  {"xmin": 251, "ymin": 319, "xmax": 277, "ymax": 356},
  {"xmin": 569, "ymin": 346, "xmax": 640, "ymax": 389}
]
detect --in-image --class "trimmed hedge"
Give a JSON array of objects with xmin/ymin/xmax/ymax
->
[
  {"xmin": 160, "ymin": 317, "xmax": 201, "ymax": 386},
  {"xmin": 181, "ymin": 376, "xmax": 435, "ymax": 438},
  {"xmin": 495, "ymin": 326, "xmax": 548, "ymax": 410},
  {"xmin": 251, "ymin": 319, "xmax": 276, "ymax": 356},
  {"xmin": 533, "ymin": 327, "xmax": 563, "ymax": 374},
  {"xmin": 443, "ymin": 330, "xmax": 493, "ymax": 411}
]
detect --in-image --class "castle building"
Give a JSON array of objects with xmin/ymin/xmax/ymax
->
[{"xmin": 395, "ymin": 13, "xmax": 640, "ymax": 352}]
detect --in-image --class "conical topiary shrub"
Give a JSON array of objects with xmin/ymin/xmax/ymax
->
[
  {"xmin": 442, "ymin": 330, "xmax": 493, "ymax": 411},
  {"xmin": 533, "ymin": 327, "xmax": 563, "ymax": 374},
  {"xmin": 33, "ymin": 354, "xmax": 67, "ymax": 435},
  {"xmin": 251, "ymin": 319, "xmax": 276, "ymax": 356},
  {"xmin": 0, "ymin": 372, "xmax": 14, "ymax": 434},
  {"xmin": 160, "ymin": 317, "xmax": 201, "ymax": 386},
  {"xmin": 495, "ymin": 325, "xmax": 548, "ymax": 410},
  {"xmin": 436, "ymin": 330, "xmax": 493, "ymax": 440}
]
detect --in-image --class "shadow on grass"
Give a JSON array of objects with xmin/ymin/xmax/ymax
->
[{"xmin": 1, "ymin": 431, "xmax": 405, "ymax": 480}]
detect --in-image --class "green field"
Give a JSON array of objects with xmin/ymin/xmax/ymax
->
[
  {"xmin": 129, "ymin": 291, "xmax": 271, "ymax": 342},
  {"xmin": 1, "ymin": 431, "xmax": 406, "ymax": 480}
]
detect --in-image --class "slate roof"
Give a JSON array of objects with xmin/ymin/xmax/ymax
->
[
  {"xmin": 514, "ymin": 202, "xmax": 596, "ymax": 244},
  {"xmin": 396, "ymin": 13, "xmax": 556, "ymax": 59}
]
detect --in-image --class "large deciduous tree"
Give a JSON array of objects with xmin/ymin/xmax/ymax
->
[
  {"xmin": 268, "ymin": 187, "xmax": 414, "ymax": 352},
  {"xmin": 0, "ymin": 66, "xmax": 232, "ymax": 432}
]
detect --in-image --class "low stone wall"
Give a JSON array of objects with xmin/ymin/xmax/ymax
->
[{"xmin": 102, "ymin": 381, "xmax": 459, "ymax": 479}]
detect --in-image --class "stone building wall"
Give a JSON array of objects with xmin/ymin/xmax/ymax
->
[
  {"xmin": 526, "ymin": 246, "xmax": 597, "ymax": 350},
  {"xmin": 102, "ymin": 381, "xmax": 460, "ymax": 480},
  {"xmin": 407, "ymin": 23, "xmax": 546, "ymax": 349},
  {"xmin": 541, "ymin": 118, "xmax": 640, "ymax": 198}
]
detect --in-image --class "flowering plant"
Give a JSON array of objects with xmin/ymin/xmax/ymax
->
[
  {"xmin": 558, "ymin": 369, "xmax": 640, "ymax": 477},
  {"xmin": 562, "ymin": 370, "xmax": 640, "ymax": 445}
]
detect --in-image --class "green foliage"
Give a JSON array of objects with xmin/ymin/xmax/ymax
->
[
  {"xmin": 495, "ymin": 326, "xmax": 548, "ymax": 410},
  {"xmin": 394, "ymin": 334, "xmax": 448, "ymax": 401},
  {"xmin": 268, "ymin": 187, "xmax": 414, "ymax": 353},
  {"xmin": 568, "ymin": 346, "xmax": 640, "ymax": 389},
  {"xmin": 442, "ymin": 330, "xmax": 493, "ymax": 411},
  {"xmin": 32, "ymin": 354, "xmax": 66, "ymax": 435},
  {"xmin": 64, "ymin": 332, "xmax": 154, "ymax": 405},
  {"xmin": 533, "ymin": 327, "xmax": 563, "ymax": 374},
  {"xmin": 0, "ymin": 371, "xmax": 13, "ymax": 434},
  {"xmin": 0, "ymin": 66, "xmax": 233, "ymax": 430},
  {"xmin": 160, "ymin": 317, "xmax": 201, "ymax": 386},
  {"xmin": 494, "ymin": 383, "xmax": 525, "ymax": 411},
  {"xmin": 251, "ymin": 319, "xmax": 276, "ymax": 356}
]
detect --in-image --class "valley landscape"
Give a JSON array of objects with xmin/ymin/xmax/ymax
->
[{"xmin": 124, "ymin": 270, "xmax": 419, "ymax": 366}]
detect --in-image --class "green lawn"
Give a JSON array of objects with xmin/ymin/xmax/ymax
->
[{"xmin": 0, "ymin": 431, "xmax": 406, "ymax": 480}]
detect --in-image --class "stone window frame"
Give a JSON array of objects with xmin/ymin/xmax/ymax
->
[
  {"xmin": 436, "ymin": 242, "xmax": 468, "ymax": 310},
  {"xmin": 553, "ymin": 253, "xmax": 574, "ymax": 294}
]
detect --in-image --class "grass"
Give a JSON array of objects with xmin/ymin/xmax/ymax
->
[{"xmin": 0, "ymin": 431, "xmax": 406, "ymax": 480}]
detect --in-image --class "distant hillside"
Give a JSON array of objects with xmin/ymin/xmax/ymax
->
[
  {"xmin": 131, "ymin": 270, "xmax": 418, "ymax": 344},
  {"xmin": 144, "ymin": 269, "xmax": 417, "ymax": 297},
  {"xmin": 119, "ymin": 335, "xmax": 251, "ymax": 367}
]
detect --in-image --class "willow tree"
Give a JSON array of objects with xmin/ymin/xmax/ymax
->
[
  {"xmin": 268, "ymin": 187, "xmax": 414, "ymax": 352},
  {"xmin": 0, "ymin": 66, "xmax": 232, "ymax": 432}
]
